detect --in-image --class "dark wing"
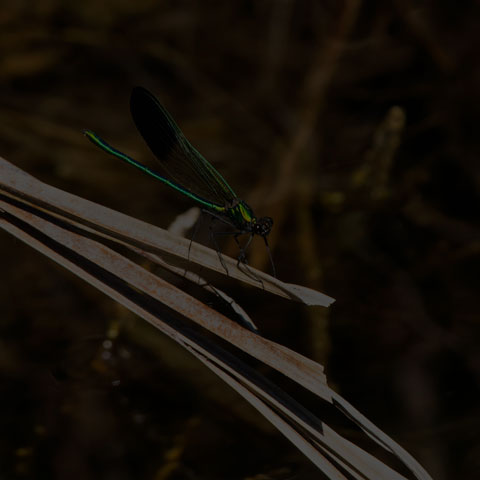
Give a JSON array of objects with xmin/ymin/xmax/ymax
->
[{"xmin": 130, "ymin": 87, "xmax": 237, "ymax": 207}]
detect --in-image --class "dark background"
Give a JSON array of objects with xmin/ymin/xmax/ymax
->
[{"xmin": 1, "ymin": 1, "xmax": 479, "ymax": 479}]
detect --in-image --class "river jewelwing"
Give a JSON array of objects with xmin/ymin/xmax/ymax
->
[{"xmin": 84, "ymin": 87, "xmax": 275, "ymax": 276}]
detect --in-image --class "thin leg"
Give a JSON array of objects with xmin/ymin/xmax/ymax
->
[
  {"xmin": 233, "ymin": 234, "xmax": 246, "ymax": 263},
  {"xmin": 208, "ymin": 230, "xmax": 262, "ymax": 285},
  {"xmin": 188, "ymin": 209, "xmax": 204, "ymax": 262},
  {"xmin": 208, "ymin": 220, "xmax": 230, "ymax": 275},
  {"xmin": 264, "ymin": 236, "xmax": 276, "ymax": 278},
  {"xmin": 201, "ymin": 210, "xmax": 267, "ymax": 285},
  {"xmin": 232, "ymin": 233, "xmax": 265, "ymax": 287}
]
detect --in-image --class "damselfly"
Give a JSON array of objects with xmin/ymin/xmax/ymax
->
[{"xmin": 84, "ymin": 87, "xmax": 275, "ymax": 276}]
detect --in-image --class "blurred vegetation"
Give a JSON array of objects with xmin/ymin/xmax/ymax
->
[{"xmin": 1, "ymin": 1, "xmax": 479, "ymax": 479}]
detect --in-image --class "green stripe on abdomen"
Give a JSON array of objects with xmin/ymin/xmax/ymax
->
[{"xmin": 83, "ymin": 130, "xmax": 225, "ymax": 212}]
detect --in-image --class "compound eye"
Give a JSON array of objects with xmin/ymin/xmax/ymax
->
[{"xmin": 257, "ymin": 216, "xmax": 273, "ymax": 236}]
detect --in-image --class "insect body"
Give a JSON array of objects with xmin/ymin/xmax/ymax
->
[{"xmin": 84, "ymin": 87, "xmax": 274, "ymax": 274}]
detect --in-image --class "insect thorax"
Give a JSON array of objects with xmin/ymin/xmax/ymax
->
[
  {"xmin": 225, "ymin": 199, "xmax": 256, "ymax": 231},
  {"xmin": 224, "ymin": 200, "xmax": 273, "ymax": 237}
]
